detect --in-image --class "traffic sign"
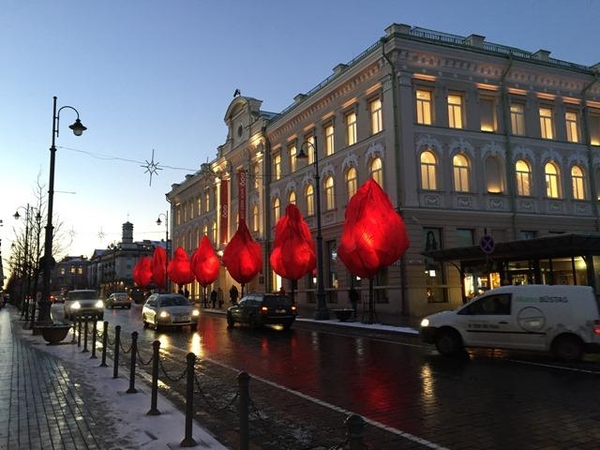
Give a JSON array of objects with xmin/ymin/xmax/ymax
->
[{"xmin": 480, "ymin": 234, "xmax": 495, "ymax": 254}]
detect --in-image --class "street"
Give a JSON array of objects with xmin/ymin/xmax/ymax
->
[{"xmin": 102, "ymin": 304, "xmax": 600, "ymax": 450}]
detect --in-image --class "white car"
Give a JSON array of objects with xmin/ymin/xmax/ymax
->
[
  {"xmin": 420, "ymin": 284, "xmax": 600, "ymax": 361},
  {"xmin": 142, "ymin": 293, "xmax": 199, "ymax": 330}
]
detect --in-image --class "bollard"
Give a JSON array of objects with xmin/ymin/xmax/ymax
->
[
  {"xmin": 70, "ymin": 319, "xmax": 77, "ymax": 344},
  {"xmin": 82, "ymin": 318, "xmax": 89, "ymax": 353},
  {"xmin": 77, "ymin": 318, "xmax": 82, "ymax": 347},
  {"xmin": 90, "ymin": 319, "xmax": 98, "ymax": 359},
  {"xmin": 238, "ymin": 371, "xmax": 250, "ymax": 450},
  {"xmin": 345, "ymin": 414, "xmax": 366, "ymax": 450},
  {"xmin": 126, "ymin": 332, "xmax": 138, "ymax": 394},
  {"xmin": 147, "ymin": 340, "xmax": 161, "ymax": 416},
  {"xmin": 113, "ymin": 325, "xmax": 121, "ymax": 379},
  {"xmin": 180, "ymin": 352, "xmax": 197, "ymax": 447},
  {"xmin": 100, "ymin": 321, "xmax": 108, "ymax": 367}
]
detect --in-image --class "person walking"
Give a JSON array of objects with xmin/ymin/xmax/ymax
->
[
  {"xmin": 217, "ymin": 287, "xmax": 224, "ymax": 308},
  {"xmin": 229, "ymin": 285, "xmax": 239, "ymax": 305},
  {"xmin": 349, "ymin": 286, "xmax": 359, "ymax": 318},
  {"xmin": 210, "ymin": 289, "xmax": 217, "ymax": 309}
]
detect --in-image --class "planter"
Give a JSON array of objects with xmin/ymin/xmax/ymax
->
[
  {"xmin": 333, "ymin": 308, "xmax": 355, "ymax": 322},
  {"xmin": 39, "ymin": 325, "xmax": 72, "ymax": 345}
]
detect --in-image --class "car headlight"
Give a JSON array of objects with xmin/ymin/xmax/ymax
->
[
  {"xmin": 159, "ymin": 310, "xmax": 170, "ymax": 319},
  {"xmin": 72, "ymin": 302, "xmax": 81, "ymax": 310},
  {"xmin": 192, "ymin": 309, "xmax": 200, "ymax": 317},
  {"xmin": 420, "ymin": 318, "xmax": 430, "ymax": 327},
  {"xmin": 95, "ymin": 300, "xmax": 104, "ymax": 309}
]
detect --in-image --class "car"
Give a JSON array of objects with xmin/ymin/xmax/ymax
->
[
  {"xmin": 419, "ymin": 284, "xmax": 600, "ymax": 361},
  {"xmin": 106, "ymin": 292, "xmax": 133, "ymax": 309},
  {"xmin": 227, "ymin": 293, "xmax": 297, "ymax": 330},
  {"xmin": 141, "ymin": 293, "xmax": 200, "ymax": 330},
  {"xmin": 64, "ymin": 289, "xmax": 105, "ymax": 321}
]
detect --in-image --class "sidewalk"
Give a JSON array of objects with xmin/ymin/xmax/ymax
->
[{"xmin": 0, "ymin": 305, "xmax": 228, "ymax": 450}]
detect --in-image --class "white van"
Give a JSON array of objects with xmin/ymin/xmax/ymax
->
[{"xmin": 420, "ymin": 284, "xmax": 600, "ymax": 361}]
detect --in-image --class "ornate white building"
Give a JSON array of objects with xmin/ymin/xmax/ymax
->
[{"xmin": 167, "ymin": 23, "xmax": 600, "ymax": 319}]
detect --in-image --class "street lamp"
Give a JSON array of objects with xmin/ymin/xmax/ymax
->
[
  {"xmin": 156, "ymin": 211, "xmax": 169, "ymax": 292},
  {"xmin": 297, "ymin": 136, "xmax": 330, "ymax": 320},
  {"xmin": 14, "ymin": 205, "xmax": 32, "ymax": 322},
  {"xmin": 39, "ymin": 96, "xmax": 87, "ymax": 326}
]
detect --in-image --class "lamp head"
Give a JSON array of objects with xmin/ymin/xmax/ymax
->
[
  {"xmin": 156, "ymin": 217, "xmax": 162, "ymax": 226},
  {"xmin": 296, "ymin": 147, "xmax": 309, "ymax": 160},
  {"xmin": 13, "ymin": 211, "xmax": 21, "ymax": 220},
  {"xmin": 69, "ymin": 119, "xmax": 87, "ymax": 136}
]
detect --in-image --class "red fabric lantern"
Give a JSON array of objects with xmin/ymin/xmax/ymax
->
[
  {"xmin": 151, "ymin": 246, "xmax": 167, "ymax": 289},
  {"xmin": 338, "ymin": 179, "xmax": 409, "ymax": 279},
  {"xmin": 191, "ymin": 235, "xmax": 220, "ymax": 287},
  {"xmin": 270, "ymin": 204, "xmax": 316, "ymax": 281},
  {"xmin": 168, "ymin": 247, "xmax": 195, "ymax": 285},
  {"xmin": 222, "ymin": 219, "xmax": 262, "ymax": 284},
  {"xmin": 133, "ymin": 256, "xmax": 153, "ymax": 288}
]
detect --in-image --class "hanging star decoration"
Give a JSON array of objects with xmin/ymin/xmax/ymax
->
[
  {"xmin": 97, "ymin": 227, "xmax": 106, "ymax": 241},
  {"xmin": 141, "ymin": 149, "xmax": 163, "ymax": 186}
]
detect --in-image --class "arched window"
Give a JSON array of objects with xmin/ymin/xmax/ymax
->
[
  {"xmin": 452, "ymin": 153, "xmax": 470, "ymax": 192},
  {"xmin": 346, "ymin": 167, "xmax": 358, "ymax": 201},
  {"xmin": 545, "ymin": 162, "xmax": 561, "ymax": 198},
  {"xmin": 515, "ymin": 160, "xmax": 532, "ymax": 196},
  {"xmin": 305, "ymin": 184, "xmax": 314, "ymax": 216},
  {"xmin": 324, "ymin": 176, "xmax": 335, "ymax": 211},
  {"xmin": 571, "ymin": 165, "xmax": 586, "ymax": 200},
  {"xmin": 420, "ymin": 150, "xmax": 437, "ymax": 190},
  {"xmin": 252, "ymin": 205, "xmax": 259, "ymax": 232},
  {"xmin": 485, "ymin": 156, "xmax": 504, "ymax": 193},
  {"xmin": 273, "ymin": 197, "xmax": 281, "ymax": 222},
  {"xmin": 370, "ymin": 157, "xmax": 383, "ymax": 186},
  {"xmin": 288, "ymin": 191, "xmax": 296, "ymax": 205}
]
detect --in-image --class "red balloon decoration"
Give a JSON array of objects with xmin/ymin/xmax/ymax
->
[
  {"xmin": 270, "ymin": 204, "xmax": 316, "ymax": 281},
  {"xmin": 168, "ymin": 246, "xmax": 195, "ymax": 286},
  {"xmin": 133, "ymin": 256, "xmax": 153, "ymax": 288},
  {"xmin": 151, "ymin": 246, "xmax": 167, "ymax": 289},
  {"xmin": 338, "ymin": 179, "xmax": 410, "ymax": 279},
  {"xmin": 191, "ymin": 235, "xmax": 220, "ymax": 287},
  {"xmin": 222, "ymin": 219, "xmax": 262, "ymax": 284}
]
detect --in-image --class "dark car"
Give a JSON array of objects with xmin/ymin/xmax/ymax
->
[{"xmin": 227, "ymin": 293, "xmax": 297, "ymax": 330}]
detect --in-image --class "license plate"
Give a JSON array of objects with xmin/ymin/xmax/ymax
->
[
  {"xmin": 276, "ymin": 309, "xmax": 286, "ymax": 314},
  {"xmin": 175, "ymin": 315, "xmax": 189, "ymax": 322}
]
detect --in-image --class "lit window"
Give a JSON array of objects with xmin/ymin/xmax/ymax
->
[
  {"xmin": 305, "ymin": 184, "xmax": 315, "ymax": 216},
  {"xmin": 203, "ymin": 224, "xmax": 208, "ymax": 238},
  {"xmin": 197, "ymin": 196, "xmax": 202, "ymax": 215},
  {"xmin": 480, "ymin": 97, "xmax": 496, "ymax": 132},
  {"xmin": 346, "ymin": 167, "xmax": 358, "ymax": 201},
  {"xmin": 589, "ymin": 113, "xmax": 600, "ymax": 145},
  {"xmin": 212, "ymin": 220, "xmax": 217, "ymax": 244},
  {"xmin": 370, "ymin": 157, "xmax": 383, "ymax": 186},
  {"xmin": 273, "ymin": 197, "xmax": 281, "ymax": 222},
  {"xmin": 370, "ymin": 98, "xmax": 383, "ymax": 134},
  {"xmin": 447, "ymin": 94, "xmax": 463, "ymax": 129},
  {"xmin": 420, "ymin": 150, "xmax": 437, "ymax": 190},
  {"xmin": 565, "ymin": 111, "xmax": 580, "ymax": 143},
  {"xmin": 204, "ymin": 189, "xmax": 210, "ymax": 211},
  {"xmin": 416, "ymin": 89, "xmax": 432, "ymax": 125},
  {"xmin": 253, "ymin": 164, "xmax": 260, "ymax": 189},
  {"xmin": 515, "ymin": 160, "xmax": 532, "ymax": 196},
  {"xmin": 325, "ymin": 124, "xmax": 335, "ymax": 156},
  {"xmin": 545, "ymin": 162, "xmax": 560, "ymax": 198},
  {"xmin": 288, "ymin": 145, "xmax": 297, "ymax": 173},
  {"xmin": 346, "ymin": 111, "xmax": 357, "ymax": 146},
  {"xmin": 539, "ymin": 107, "xmax": 554, "ymax": 139},
  {"xmin": 485, "ymin": 156, "xmax": 503, "ymax": 193},
  {"xmin": 252, "ymin": 205, "xmax": 259, "ymax": 232},
  {"xmin": 510, "ymin": 103, "xmax": 525, "ymax": 135},
  {"xmin": 571, "ymin": 165, "xmax": 586, "ymax": 200},
  {"xmin": 452, "ymin": 154, "xmax": 470, "ymax": 192},
  {"xmin": 288, "ymin": 191, "xmax": 296, "ymax": 205},
  {"xmin": 274, "ymin": 153, "xmax": 282, "ymax": 180},
  {"xmin": 324, "ymin": 176, "xmax": 335, "ymax": 211},
  {"xmin": 306, "ymin": 135, "xmax": 316, "ymax": 165}
]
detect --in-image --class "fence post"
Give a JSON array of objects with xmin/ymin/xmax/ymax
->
[
  {"xmin": 238, "ymin": 371, "xmax": 250, "ymax": 450},
  {"xmin": 100, "ymin": 321, "xmax": 108, "ymax": 367},
  {"xmin": 126, "ymin": 331, "xmax": 138, "ymax": 394},
  {"xmin": 90, "ymin": 319, "xmax": 98, "ymax": 359},
  {"xmin": 113, "ymin": 325, "xmax": 121, "ymax": 379},
  {"xmin": 70, "ymin": 319, "xmax": 77, "ymax": 344},
  {"xmin": 180, "ymin": 352, "xmax": 197, "ymax": 447},
  {"xmin": 346, "ymin": 414, "xmax": 366, "ymax": 450},
  {"xmin": 82, "ymin": 318, "xmax": 89, "ymax": 353},
  {"xmin": 147, "ymin": 340, "xmax": 161, "ymax": 416}
]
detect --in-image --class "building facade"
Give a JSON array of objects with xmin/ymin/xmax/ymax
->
[{"xmin": 167, "ymin": 23, "xmax": 600, "ymax": 319}]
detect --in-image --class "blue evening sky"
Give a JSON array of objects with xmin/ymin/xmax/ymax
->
[{"xmin": 1, "ymin": 0, "xmax": 599, "ymax": 274}]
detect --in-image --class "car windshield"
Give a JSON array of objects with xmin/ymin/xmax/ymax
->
[
  {"xmin": 159, "ymin": 295, "xmax": 189, "ymax": 307},
  {"xmin": 263, "ymin": 295, "xmax": 292, "ymax": 307},
  {"xmin": 67, "ymin": 291, "xmax": 97, "ymax": 300}
]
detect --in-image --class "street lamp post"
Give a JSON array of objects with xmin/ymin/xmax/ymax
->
[
  {"xmin": 39, "ymin": 96, "xmax": 87, "ymax": 326},
  {"xmin": 297, "ymin": 136, "xmax": 330, "ymax": 320},
  {"xmin": 13, "ymin": 204, "xmax": 31, "ymax": 321},
  {"xmin": 156, "ymin": 211, "xmax": 170, "ymax": 293}
]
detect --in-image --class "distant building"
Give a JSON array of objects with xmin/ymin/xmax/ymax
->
[{"xmin": 54, "ymin": 255, "xmax": 89, "ymax": 295}]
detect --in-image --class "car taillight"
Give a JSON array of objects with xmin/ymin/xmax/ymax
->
[
  {"xmin": 291, "ymin": 305, "xmax": 297, "ymax": 313},
  {"xmin": 594, "ymin": 320, "xmax": 600, "ymax": 336},
  {"xmin": 260, "ymin": 306, "xmax": 268, "ymax": 314}
]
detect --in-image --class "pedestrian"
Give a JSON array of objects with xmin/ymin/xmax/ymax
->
[
  {"xmin": 278, "ymin": 286, "xmax": 286, "ymax": 296},
  {"xmin": 349, "ymin": 286, "xmax": 359, "ymax": 318},
  {"xmin": 210, "ymin": 289, "xmax": 217, "ymax": 308},
  {"xmin": 217, "ymin": 287, "xmax": 224, "ymax": 308},
  {"xmin": 229, "ymin": 285, "xmax": 239, "ymax": 305}
]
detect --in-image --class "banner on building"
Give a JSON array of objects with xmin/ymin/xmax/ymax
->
[
  {"xmin": 220, "ymin": 179, "xmax": 228, "ymax": 244},
  {"xmin": 238, "ymin": 169, "xmax": 247, "ymax": 223}
]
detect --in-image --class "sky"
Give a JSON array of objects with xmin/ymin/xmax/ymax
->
[{"xmin": 2, "ymin": 0, "xmax": 600, "ymax": 281}]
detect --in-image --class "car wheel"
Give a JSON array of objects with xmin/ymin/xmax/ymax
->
[
  {"xmin": 249, "ymin": 314, "xmax": 261, "ymax": 329},
  {"xmin": 227, "ymin": 313, "xmax": 235, "ymax": 328},
  {"xmin": 153, "ymin": 317, "xmax": 160, "ymax": 331},
  {"xmin": 143, "ymin": 316, "xmax": 149, "ymax": 329},
  {"xmin": 435, "ymin": 329, "xmax": 462, "ymax": 356},
  {"xmin": 553, "ymin": 335, "xmax": 583, "ymax": 362}
]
